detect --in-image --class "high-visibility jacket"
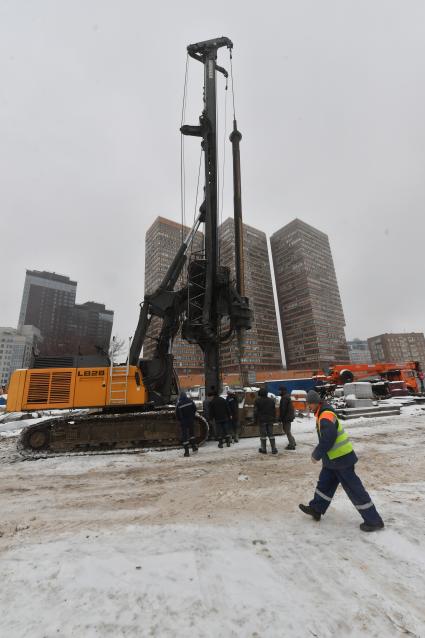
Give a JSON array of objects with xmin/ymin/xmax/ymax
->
[{"xmin": 314, "ymin": 405, "xmax": 354, "ymax": 462}]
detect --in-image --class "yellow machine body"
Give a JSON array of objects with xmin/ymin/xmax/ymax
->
[{"xmin": 6, "ymin": 366, "xmax": 148, "ymax": 412}]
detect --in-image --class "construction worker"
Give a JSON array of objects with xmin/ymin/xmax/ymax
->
[
  {"xmin": 175, "ymin": 391, "xmax": 198, "ymax": 457},
  {"xmin": 226, "ymin": 390, "xmax": 240, "ymax": 442},
  {"xmin": 208, "ymin": 391, "xmax": 232, "ymax": 448},
  {"xmin": 299, "ymin": 390, "xmax": 384, "ymax": 532},
  {"xmin": 279, "ymin": 386, "xmax": 296, "ymax": 450},
  {"xmin": 254, "ymin": 388, "xmax": 278, "ymax": 454}
]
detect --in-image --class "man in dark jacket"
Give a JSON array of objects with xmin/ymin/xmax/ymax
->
[
  {"xmin": 279, "ymin": 386, "xmax": 296, "ymax": 450},
  {"xmin": 175, "ymin": 391, "xmax": 198, "ymax": 457},
  {"xmin": 226, "ymin": 390, "xmax": 240, "ymax": 443},
  {"xmin": 208, "ymin": 392, "xmax": 232, "ymax": 448},
  {"xmin": 299, "ymin": 390, "xmax": 384, "ymax": 532},
  {"xmin": 254, "ymin": 388, "xmax": 278, "ymax": 454}
]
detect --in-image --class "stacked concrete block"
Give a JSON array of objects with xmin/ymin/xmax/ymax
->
[{"xmin": 344, "ymin": 382, "xmax": 373, "ymax": 408}]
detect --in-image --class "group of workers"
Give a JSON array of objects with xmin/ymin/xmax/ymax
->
[
  {"xmin": 175, "ymin": 386, "xmax": 384, "ymax": 533},
  {"xmin": 176, "ymin": 386, "xmax": 297, "ymax": 456}
]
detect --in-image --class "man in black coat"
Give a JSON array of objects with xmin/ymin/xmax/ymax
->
[
  {"xmin": 175, "ymin": 391, "xmax": 198, "ymax": 457},
  {"xmin": 226, "ymin": 390, "xmax": 240, "ymax": 442},
  {"xmin": 254, "ymin": 388, "xmax": 278, "ymax": 454},
  {"xmin": 279, "ymin": 386, "xmax": 296, "ymax": 450},
  {"xmin": 208, "ymin": 392, "xmax": 232, "ymax": 448}
]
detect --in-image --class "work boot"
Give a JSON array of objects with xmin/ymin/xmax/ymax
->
[
  {"xmin": 218, "ymin": 439, "xmax": 224, "ymax": 448},
  {"xmin": 258, "ymin": 438, "xmax": 267, "ymax": 454},
  {"xmin": 299, "ymin": 504, "xmax": 321, "ymax": 521},
  {"xmin": 360, "ymin": 521, "xmax": 384, "ymax": 532},
  {"xmin": 233, "ymin": 434, "xmax": 239, "ymax": 443},
  {"xmin": 269, "ymin": 438, "xmax": 278, "ymax": 454},
  {"xmin": 226, "ymin": 435, "xmax": 232, "ymax": 447},
  {"xmin": 285, "ymin": 444, "xmax": 296, "ymax": 450},
  {"xmin": 190, "ymin": 438, "xmax": 198, "ymax": 452},
  {"xmin": 183, "ymin": 445, "xmax": 190, "ymax": 458}
]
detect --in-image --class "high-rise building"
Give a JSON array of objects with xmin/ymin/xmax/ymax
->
[
  {"xmin": 218, "ymin": 218, "xmax": 282, "ymax": 373},
  {"xmin": 18, "ymin": 270, "xmax": 77, "ymax": 355},
  {"xmin": 368, "ymin": 333, "xmax": 425, "ymax": 366},
  {"xmin": 18, "ymin": 270, "xmax": 113, "ymax": 356},
  {"xmin": 68, "ymin": 302, "xmax": 114, "ymax": 355},
  {"xmin": 143, "ymin": 217, "xmax": 204, "ymax": 373},
  {"xmin": 347, "ymin": 339, "xmax": 372, "ymax": 364},
  {"xmin": 270, "ymin": 219, "xmax": 349, "ymax": 370}
]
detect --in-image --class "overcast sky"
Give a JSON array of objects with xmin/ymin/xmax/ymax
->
[{"xmin": 1, "ymin": 0, "xmax": 425, "ymax": 350}]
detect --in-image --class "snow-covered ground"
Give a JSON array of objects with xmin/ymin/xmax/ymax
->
[{"xmin": 1, "ymin": 410, "xmax": 425, "ymax": 637}]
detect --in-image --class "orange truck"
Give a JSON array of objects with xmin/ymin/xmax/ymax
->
[{"xmin": 323, "ymin": 361, "xmax": 420, "ymax": 394}]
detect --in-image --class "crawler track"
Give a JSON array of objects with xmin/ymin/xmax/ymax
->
[{"xmin": 17, "ymin": 410, "xmax": 208, "ymax": 460}]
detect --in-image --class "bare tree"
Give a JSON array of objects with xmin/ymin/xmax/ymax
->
[{"xmin": 109, "ymin": 336, "xmax": 127, "ymax": 364}]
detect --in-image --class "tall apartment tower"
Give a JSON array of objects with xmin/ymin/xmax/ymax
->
[
  {"xmin": 18, "ymin": 270, "xmax": 77, "ymax": 355},
  {"xmin": 368, "ymin": 333, "xmax": 425, "ymax": 367},
  {"xmin": 270, "ymin": 219, "xmax": 349, "ymax": 370},
  {"xmin": 143, "ymin": 217, "xmax": 204, "ymax": 373},
  {"xmin": 219, "ymin": 218, "xmax": 282, "ymax": 373},
  {"xmin": 18, "ymin": 270, "xmax": 114, "ymax": 356},
  {"xmin": 68, "ymin": 302, "xmax": 114, "ymax": 355}
]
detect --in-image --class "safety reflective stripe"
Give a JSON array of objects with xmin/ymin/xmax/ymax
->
[
  {"xmin": 178, "ymin": 402, "xmax": 194, "ymax": 409},
  {"xmin": 356, "ymin": 501, "xmax": 374, "ymax": 510},
  {"xmin": 328, "ymin": 426, "xmax": 353, "ymax": 458},
  {"xmin": 331, "ymin": 437, "xmax": 350, "ymax": 451},
  {"xmin": 315, "ymin": 489, "xmax": 332, "ymax": 502}
]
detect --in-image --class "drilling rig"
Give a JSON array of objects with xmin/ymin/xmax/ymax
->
[{"xmin": 7, "ymin": 37, "xmax": 252, "ymax": 456}]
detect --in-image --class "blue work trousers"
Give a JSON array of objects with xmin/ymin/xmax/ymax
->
[
  {"xmin": 216, "ymin": 420, "xmax": 230, "ymax": 440},
  {"xmin": 310, "ymin": 465, "xmax": 383, "ymax": 526},
  {"xmin": 180, "ymin": 421, "xmax": 195, "ymax": 445}
]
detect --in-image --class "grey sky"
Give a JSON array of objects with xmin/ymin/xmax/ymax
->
[{"xmin": 1, "ymin": 0, "xmax": 425, "ymax": 349}]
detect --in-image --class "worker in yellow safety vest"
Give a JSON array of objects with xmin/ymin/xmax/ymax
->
[{"xmin": 299, "ymin": 390, "xmax": 384, "ymax": 532}]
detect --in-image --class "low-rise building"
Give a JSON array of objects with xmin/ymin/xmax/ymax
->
[
  {"xmin": 0, "ymin": 325, "xmax": 42, "ymax": 387},
  {"xmin": 347, "ymin": 339, "xmax": 372, "ymax": 364},
  {"xmin": 367, "ymin": 332, "xmax": 425, "ymax": 366}
]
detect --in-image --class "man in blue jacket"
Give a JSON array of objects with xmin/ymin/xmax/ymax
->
[
  {"xmin": 299, "ymin": 390, "xmax": 384, "ymax": 532},
  {"xmin": 226, "ymin": 390, "xmax": 240, "ymax": 443},
  {"xmin": 175, "ymin": 391, "xmax": 198, "ymax": 457}
]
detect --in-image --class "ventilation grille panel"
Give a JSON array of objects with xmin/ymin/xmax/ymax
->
[
  {"xmin": 26, "ymin": 371, "xmax": 72, "ymax": 405},
  {"xmin": 27, "ymin": 373, "xmax": 50, "ymax": 404},
  {"xmin": 50, "ymin": 372, "xmax": 72, "ymax": 404}
]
